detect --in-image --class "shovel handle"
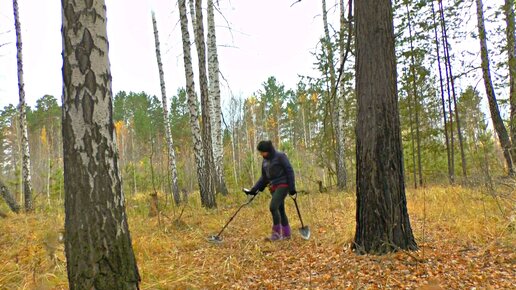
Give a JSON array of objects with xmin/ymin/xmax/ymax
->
[{"xmin": 292, "ymin": 195, "xmax": 305, "ymax": 228}]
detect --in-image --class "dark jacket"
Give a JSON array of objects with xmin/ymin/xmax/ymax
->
[{"xmin": 251, "ymin": 148, "xmax": 296, "ymax": 193}]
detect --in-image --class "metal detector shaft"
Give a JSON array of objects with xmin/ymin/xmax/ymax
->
[
  {"xmin": 215, "ymin": 194, "xmax": 256, "ymax": 237},
  {"xmin": 292, "ymin": 196, "xmax": 305, "ymax": 228}
]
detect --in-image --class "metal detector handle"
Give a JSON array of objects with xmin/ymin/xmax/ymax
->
[
  {"xmin": 291, "ymin": 194, "xmax": 305, "ymax": 228},
  {"xmin": 215, "ymin": 194, "xmax": 257, "ymax": 237}
]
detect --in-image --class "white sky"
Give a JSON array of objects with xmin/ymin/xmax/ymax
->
[{"xmin": 0, "ymin": 0, "xmax": 329, "ymax": 109}]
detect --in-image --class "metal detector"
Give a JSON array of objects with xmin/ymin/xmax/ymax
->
[{"xmin": 207, "ymin": 189, "xmax": 257, "ymax": 244}]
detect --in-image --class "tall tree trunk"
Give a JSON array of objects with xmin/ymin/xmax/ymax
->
[
  {"xmin": 475, "ymin": 0, "xmax": 515, "ymax": 176},
  {"xmin": 439, "ymin": 0, "xmax": 467, "ymax": 181},
  {"xmin": 335, "ymin": 0, "xmax": 348, "ymax": 190},
  {"xmin": 178, "ymin": 0, "xmax": 216, "ymax": 208},
  {"xmin": 431, "ymin": 0, "xmax": 452, "ymax": 184},
  {"xmin": 354, "ymin": 0, "xmax": 417, "ymax": 254},
  {"xmin": 407, "ymin": 69, "xmax": 418, "ymax": 189},
  {"xmin": 322, "ymin": 0, "xmax": 345, "ymax": 189},
  {"xmin": 151, "ymin": 11, "xmax": 181, "ymax": 205},
  {"xmin": 406, "ymin": 3, "xmax": 423, "ymax": 187},
  {"xmin": 61, "ymin": 1, "xmax": 140, "ymax": 288},
  {"xmin": 13, "ymin": 0, "xmax": 33, "ymax": 212},
  {"xmin": 438, "ymin": 1, "xmax": 455, "ymax": 183},
  {"xmin": 193, "ymin": 0, "xmax": 218, "ymax": 200},
  {"xmin": 207, "ymin": 0, "xmax": 228, "ymax": 195},
  {"xmin": 506, "ymin": 0, "xmax": 516, "ymax": 156},
  {"xmin": 0, "ymin": 179, "xmax": 20, "ymax": 213}
]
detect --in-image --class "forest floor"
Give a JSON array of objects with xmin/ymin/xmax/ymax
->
[{"xmin": 0, "ymin": 185, "xmax": 514, "ymax": 289}]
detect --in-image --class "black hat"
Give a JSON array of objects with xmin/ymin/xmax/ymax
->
[{"xmin": 257, "ymin": 140, "xmax": 274, "ymax": 153}]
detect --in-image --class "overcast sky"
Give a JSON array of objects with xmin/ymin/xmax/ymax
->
[{"xmin": 0, "ymin": 0, "xmax": 330, "ymax": 109}]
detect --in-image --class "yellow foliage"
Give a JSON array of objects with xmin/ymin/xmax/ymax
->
[
  {"xmin": 40, "ymin": 127, "xmax": 48, "ymax": 147},
  {"xmin": 114, "ymin": 120, "xmax": 125, "ymax": 137}
]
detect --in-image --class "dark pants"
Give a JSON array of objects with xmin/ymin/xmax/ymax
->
[{"xmin": 270, "ymin": 187, "xmax": 289, "ymax": 226}]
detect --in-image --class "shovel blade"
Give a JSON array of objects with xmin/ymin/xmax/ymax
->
[{"xmin": 299, "ymin": 226, "xmax": 311, "ymax": 240}]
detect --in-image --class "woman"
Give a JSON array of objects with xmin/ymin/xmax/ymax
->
[{"xmin": 245, "ymin": 140, "xmax": 297, "ymax": 241}]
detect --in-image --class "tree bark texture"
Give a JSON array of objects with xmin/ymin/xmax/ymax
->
[
  {"xmin": 61, "ymin": 1, "xmax": 140, "ymax": 288},
  {"xmin": 336, "ymin": 0, "xmax": 348, "ymax": 190},
  {"xmin": 207, "ymin": 0, "xmax": 228, "ymax": 195},
  {"xmin": 193, "ymin": 0, "xmax": 217, "ymax": 205},
  {"xmin": 0, "ymin": 179, "xmax": 20, "ymax": 213},
  {"xmin": 151, "ymin": 11, "xmax": 181, "ymax": 205},
  {"xmin": 506, "ymin": 0, "xmax": 516, "ymax": 157},
  {"xmin": 178, "ymin": 0, "xmax": 216, "ymax": 208},
  {"xmin": 13, "ymin": 0, "xmax": 33, "ymax": 212},
  {"xmin": 354, "ymin": 0, "xmax": 417, "ymax": 254},
  {"xmin": 475, "ymin": 0, "xmax": 515, "ymax": 175}
]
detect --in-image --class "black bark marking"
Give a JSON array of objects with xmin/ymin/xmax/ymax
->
[
  {"xmin": 76, "ymin": 29, "xmax": 93, "ymax": 74},
  {"xmin": 82, "ymin": 92, "xmax": 94, "ymax": 125},
  {"xmin": 85, "ymin": 69, "xmax": 97, "ymax": 95},
  {"xmin": 85, "ymin": 0, "xmax": 94, "ymax": 9}
]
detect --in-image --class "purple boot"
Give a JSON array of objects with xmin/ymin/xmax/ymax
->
[
  {"xmin": 267, "ymin": 225, "xmax": 282, "ymax": 241},
  {"xmin": 282, "ymin": 225, "xmax": 291, "ymax": 240}
]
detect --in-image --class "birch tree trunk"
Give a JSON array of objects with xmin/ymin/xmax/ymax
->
[
  {"xmin": 354, "ymin": 0, "xmax": 417, "ymax": 254},
  {"xmin": 61, "ymin": 0, "xmax": 140, "ymax": 288},
  {"xmin": 506, "ymin": 0, "xmax": 516, "ymax": 156},
  {"xmin": 178, "ymin": 0, "xmax": 216, "ymax": 208},
  {"xmin": 475, "ymin": 0, "xmax": 515, "ymax": 176},
  {"xmin": 152, "ymin": 11, "xmax": 181, "ymax": 205},
  {"xmin": 336, "ymin": 0, "xmax": 348, "ymax": 190},
  {"xmin": 322, "ymin": 0, "xmax": 346, "ymax": 189},
  {"xmin": 207, "ymin": 0, "xmax": 228, "ymax": 195},
  {"xmin": 13, "ymin": 0, "xmax": 33, "ymax": 212},
  {"xmin": 193, "ymin": 0, "xmax": 218, "ymax": 198},
  {"xmin": 0, "ymin": 179, "xmax": 20, "ymax": 213}
]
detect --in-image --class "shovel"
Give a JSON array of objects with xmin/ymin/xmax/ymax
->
[
  {"xmin": 207, "ymin": 189, "xmax": 257, "ymax": 244},
  {"xmin": 291, "ymin": 194, "xmax": 310, "ymax": 240}
]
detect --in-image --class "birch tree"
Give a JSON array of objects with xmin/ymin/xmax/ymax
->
[
  {"xmin": 475, "ymin": 0, "xmax": 515, "ymax": 176},
  {"xmin": 336, "ymin": 0, "xmax": 349, "ymax": 190},
  {"xmin": 506, "ymin": 0, "xmax": 516, "ymax": 155},
  {"xmin": 193, "ymin": 0, "xmax": 217, "ymax": 198},
  {"xmin": 0, "ymin": 179, "xmax": 20, "ymax": 213},
  {"xmin": 322, "ymin": 0, "xmax": 346, "ymax": 189},
  {"xmin": 178, "ymin": 0, "xmax": 216, "ymax": 208},
  {"xmin": 61, "ymin": 0, "xmax": 140, "ymax": 287},
  {"xmin": 13, "ymin": 0, "xmax": 33, "ymax": 212},
  {"xmin": 207, "ymin": 0, "xmax": 228, "ymax": 195},
  {"xmin": 151, "ymin": 11, "xmax": 181, "ymax": 205}
]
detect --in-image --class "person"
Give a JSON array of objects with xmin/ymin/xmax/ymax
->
[{"xmin": 244, "ymin": 140, "xmax": 297, "ymax": 241}]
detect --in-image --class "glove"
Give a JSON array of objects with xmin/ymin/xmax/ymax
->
[
  {"xmin": 243, "ymin": 188, "xmax": 258, "ymax": 196},
  {"xmin": 289, "ymin": 189, "xmax": 297, "ymax": 196}
]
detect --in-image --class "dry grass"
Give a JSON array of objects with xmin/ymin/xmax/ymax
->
[{"xmin": 0, "ymin": 185, "xmax": 514, "ymax": 289}]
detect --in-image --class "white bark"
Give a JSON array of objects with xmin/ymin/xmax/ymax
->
[
  {"xmin": 61, "ymin": 0, "xmax": 140, "ymax": 287},
  {"xmin": 322, "ymin": 0, "xmax": 345, "ymax": 189},
  {"xmin": 179, "ymin": 0, "xmax": 216, "ymax": 207},
  {"xmin": 13, "ymin": 0, "xmax": 33, "ymax": 211},
  {"xmin": 335, "ymin": 0, "xmax": 347, "ymax": 190},
  {"xmin": 207, "ymin": 0, "xmax": 228, "ymax": 195},
  {"xmin": 152, "ymin": 11, "xmax": 181, "ymax": 205}
]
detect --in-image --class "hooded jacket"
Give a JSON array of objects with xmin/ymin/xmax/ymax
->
[{"xmin": 251, "ymin": 146, "xmax": 296, "ymax": 194}]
